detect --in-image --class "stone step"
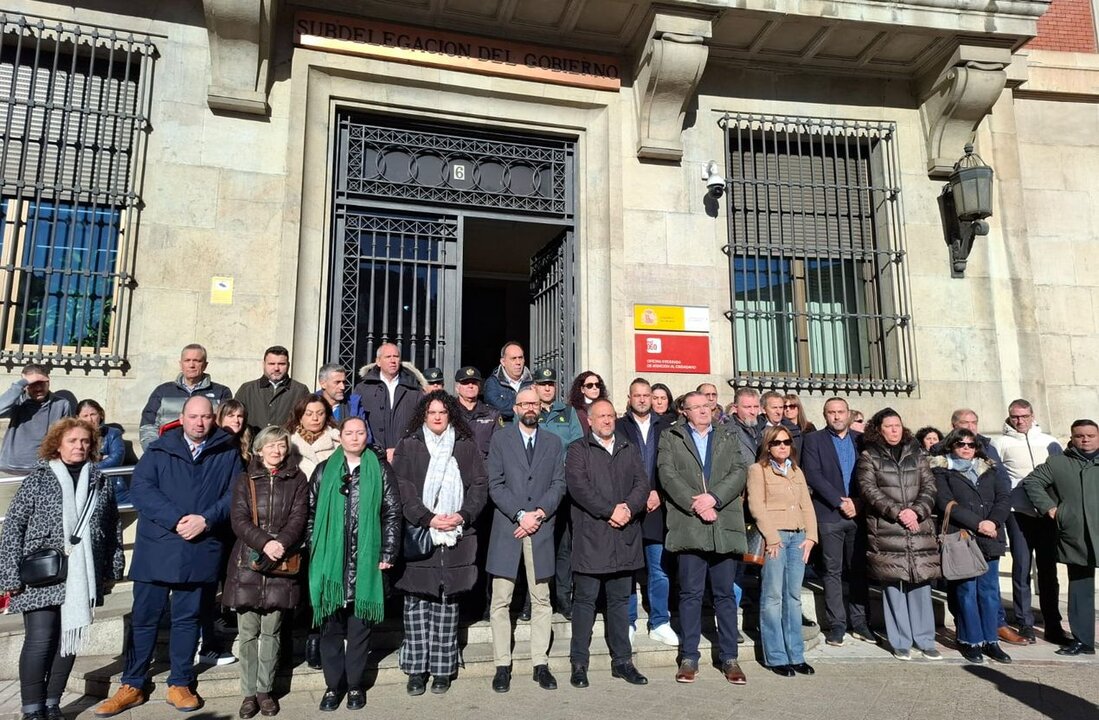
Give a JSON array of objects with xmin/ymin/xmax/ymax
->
[{"xmin": 68, "ymin": 619, "xmax": 821, "ymax": 700}]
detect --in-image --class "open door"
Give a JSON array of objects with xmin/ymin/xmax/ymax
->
[{"xmin": 528, "ymin": 229, "xmax": 575, "ymax": 383}]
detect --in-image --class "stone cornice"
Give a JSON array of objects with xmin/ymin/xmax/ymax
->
[{"xmin": 202, "ymin": 0, "xmax": 277, "ymax": 115}]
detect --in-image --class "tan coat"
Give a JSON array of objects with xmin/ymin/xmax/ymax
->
[{"xmin": 747, "ymin": 462, "xmax": 818, "ymax": 547}]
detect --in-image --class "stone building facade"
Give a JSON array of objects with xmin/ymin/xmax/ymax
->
[{"xmin": 0, "ymin": 0, "xmax": 1095, "ymax": 445}]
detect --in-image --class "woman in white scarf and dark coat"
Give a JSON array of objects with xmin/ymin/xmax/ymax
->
[
  {"xmin": 0, "ymin": 417, "xmax": 124, "ymax": 720},
  {"xmin": 392, "ymin": 390, "xmax": 488, "ymax": 697}
]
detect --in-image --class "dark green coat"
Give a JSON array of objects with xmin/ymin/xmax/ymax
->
[
  {"xmin": 656, "ymin": 424, "xmax": 748, "ymax": 554},
  {"xmin": 1023, "ymin": 446, "xmax": 1099, "ymax": 567}
]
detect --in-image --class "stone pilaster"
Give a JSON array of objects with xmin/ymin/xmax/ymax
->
[
  {"xmin": 918, "ymin": 44, "xmax": 1011, "ymax": 177},
  {"xmin": 633, "ymin": 9, "xmax": 713, "ymax": 161},
  {"xmin": 202, "ymin": 0, "xmax": 277, "ymax": 115}
]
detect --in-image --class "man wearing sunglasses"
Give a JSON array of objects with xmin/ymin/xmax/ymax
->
[{"xmin": 990, "ymin": 400, "xmax": 1066, "ymax": 645}]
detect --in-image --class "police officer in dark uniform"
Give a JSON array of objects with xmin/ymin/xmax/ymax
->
[
  {"xmin": 454, "ymin": 366, "xmax": 503, "ymax": 459},
  {"xmin": 423, "ymin": 367, "xmax": 446, "ymax": 394}
]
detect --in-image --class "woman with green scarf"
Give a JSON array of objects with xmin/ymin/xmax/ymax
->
[{"xmin": 307, "ymin": 416, "xmax": 402, "ymax": 712}]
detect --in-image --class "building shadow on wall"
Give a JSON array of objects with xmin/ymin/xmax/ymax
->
[{"xmin": 962, "ymin": 664, "xmax": 1099, "ymax": 718}]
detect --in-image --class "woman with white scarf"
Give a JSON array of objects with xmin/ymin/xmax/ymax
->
[
  {"xmin": 0, "ymin": 418, "xmax": 124, "ymax": 720},
  {"xmin": 392, "ymin": 391, "xmax": 487, "ymax": 697},
  {"xmin": 930, "ymin": 427, "xmax": 1013, "ymax": 664}
]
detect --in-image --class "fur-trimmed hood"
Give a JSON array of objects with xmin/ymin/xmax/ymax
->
[
  {"xmin": 927, "ymin": 454, "xmax": 996, "ymax": 475},
  {"xmin": 358, "ymin": 360, "xmax": 428, "ymax": 389}
]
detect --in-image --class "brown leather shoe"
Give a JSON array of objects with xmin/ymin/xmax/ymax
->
[
  {"xmin": 258, "ymin": 694, "xmax": 280, "ymax": 717},
  {"xmin": 675, "ymin": 660, "xmax": 698, "ymax": 683},
  {"xmin": 722, "ymin": 660, "xmax": 747, "ymax": 685},
  {"xmin": 997, "ymin": 626, "xmax": 1027, "ymax": 646},
  {"xmin": 166, "ymin": 685, "xmax": 202, "ymax": 712},
  {"xmin": 239, "ymin": 696, "xmax": 259, "ymax": 719},
  {"xmin": 94, "ymin": 684, "xmax": 145, "ymax": 717}
]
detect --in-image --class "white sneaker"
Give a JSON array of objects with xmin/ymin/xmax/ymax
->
[
  {"xmin": 196, "ymin": 649, "xmax": 238, "ymax": 666},
  {"xmin": 648, "ymin": 623, "xmax": 679, "ymax": 647},
  {"xmin": 629, "ymin": 623, "xmax": 636, "ymax": 648}
]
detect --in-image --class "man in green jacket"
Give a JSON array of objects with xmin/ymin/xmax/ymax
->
[
  {"xmin": 1023, "ymin": 418, "xmax": 1099, "ymax": 656},
  {"xmin": 658, "ymin": 391, "xmax": 749, "ymax": 685}
]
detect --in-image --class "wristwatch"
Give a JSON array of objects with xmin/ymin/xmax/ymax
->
[{"xmin": 515, "ymin": 510, "xmax": 526, "ymax": 523}]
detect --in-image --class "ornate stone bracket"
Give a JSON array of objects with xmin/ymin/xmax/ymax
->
[
  {"xmin": 634, "ymin": 10, "xmax": 713, "ymax": 161},
  {"xmin": 202, "ymin": 0, "xmax": 277, "ymax": 115},
  {"xmin": 918, "ymin": 45, "xmax": 1010, "ymax": 177}
]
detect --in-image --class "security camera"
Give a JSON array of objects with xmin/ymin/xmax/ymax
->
[{"xmin": 702, "ymin": 160, "xmax": 725, "ymax": 199}]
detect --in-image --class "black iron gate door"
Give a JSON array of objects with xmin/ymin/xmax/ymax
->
[
  {"xmin": 529, "ymin": 229, "xmax": 575, "ymax": 384},
  {"xmin": 330, "ymin": 209, "xmax": 461, "ymax": 376}
]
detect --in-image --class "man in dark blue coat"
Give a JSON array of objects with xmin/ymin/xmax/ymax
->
[
  {"xmin": 801, "ymin": 397, "xmax": 872, "ymax": 647},
  {"xmin": 95, "ymin": 396, "xmax": 239, "ymax": 716}
]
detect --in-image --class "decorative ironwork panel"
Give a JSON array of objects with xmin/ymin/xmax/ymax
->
[
  {"xmin": 331, "ymin": 210, "xmax": 460, "ymax": 376},
  {"xmin": 0, "ymin": 14, "xmax": 154, "ymax": 370},
  {"xmin": 337, "ymin": 113, "xmax": 574, "ymax": 218},
  {"xmin": 529, "ymin": 230, "xmax": 575, "ymax": 385},
  {"xmin": 721, "ymin": 112, "xmax": 915, "ymax": 395}
]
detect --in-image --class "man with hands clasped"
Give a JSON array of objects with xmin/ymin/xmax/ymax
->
[
  {"xmin": 565, "ymin": 399, "xmax": 650, "ymax": 689},
  {"xmin": 486, "ymin": 388, "xmax": 566, "ymax": 693},
  {"xmin": 96, "ymin": 396, "xmax": 240, "ymax": 717}
]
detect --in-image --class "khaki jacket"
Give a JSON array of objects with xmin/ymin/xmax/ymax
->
[{"xmin": 746, "ymin": 462, "xmax": 818, "ymax": 547}]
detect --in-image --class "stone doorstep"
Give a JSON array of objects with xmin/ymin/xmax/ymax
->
[{"xmin": 68, "ymin": 620, "xmax": 821, "ymax": 700}]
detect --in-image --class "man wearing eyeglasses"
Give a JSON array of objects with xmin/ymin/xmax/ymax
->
[
  {"xmin": 696, "ymin": 383, "xmax": 726, "ymax": 424},
  {"xmin": 991, "ymin": 399, "xmax": 1066, "ymax": 645},
  {"xmin": 658, "ymin": 391, "xmax": 749, "ymax": 686}
]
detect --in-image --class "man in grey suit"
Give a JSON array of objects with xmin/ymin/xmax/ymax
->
[{"xmin": 486, "ymin": 387, "xmax": 566, "ymax": 693}]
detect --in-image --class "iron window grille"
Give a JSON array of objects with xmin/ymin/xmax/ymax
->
[
  {"xmin": 0, "ymin": 14, "xmax": 153, "ymax": 371},
  {"xmin": 720, "ymin": 112, "xmax": 916, "ymax": 394}
]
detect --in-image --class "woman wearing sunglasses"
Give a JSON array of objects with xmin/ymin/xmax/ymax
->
[
  {"xmin": 567, "ymin": 371, "xmax": 606, "ymax": 435},
  {"xmin": 930, "ymin": 428, "xmax": 1012, "ymax": 664},
  {"xmin": 307, "ymin": 416, "xmax": 401, "ymax": 712},
  {"xmin": 747, "ymin": 425, "xmax": 818, "ymax": 677},
  {"xmin": 856, "ymin": 408, "xmax": 941, "ymax": 661},
  {"xmin": 782, "ymin": 395, "xmax": 816, "ymax": 434}
]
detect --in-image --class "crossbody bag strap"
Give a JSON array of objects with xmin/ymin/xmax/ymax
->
[
  {"xmin": 68, "ymin": 479, "xmax": 99, "ymax": 546},
  {"xmin": 247, "ymin": 475, "xmax": 260, "ymax": 528}
]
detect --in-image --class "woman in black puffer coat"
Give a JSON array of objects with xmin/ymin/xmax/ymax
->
[
  {"xmin": 856, "ymin": 408, "xmax": 941, "ymax": 661},
  {"xmin": 930, "ymin": 428, "xmax": 1012, "ymax": 664},
  {"xmin": 223, "ymin": 426, "xmax": 309, "ymax": 718}
]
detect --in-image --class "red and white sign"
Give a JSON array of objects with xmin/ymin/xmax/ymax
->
[{"xmin": 634, "ymin": 333, "xmax": 710, "ymax": 374}]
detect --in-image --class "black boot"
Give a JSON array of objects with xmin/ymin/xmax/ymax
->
[{"xmin": 306, "ymin": 633, "xmax": 322, "ymax": 670}]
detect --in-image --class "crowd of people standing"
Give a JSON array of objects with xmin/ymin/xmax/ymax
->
[{"xmin": 0, "ymin": 340, "xmax": 1095, "ymax": 720}]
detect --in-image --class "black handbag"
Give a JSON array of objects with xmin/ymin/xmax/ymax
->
[
  {"xmin": 19, "ymin": 484, "xmax": 97, "ymax": 588},
  {"xmin": 403, "ymin": 483, "xmax": 444, "ymax": 562}
]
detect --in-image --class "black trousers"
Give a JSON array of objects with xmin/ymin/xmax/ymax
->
[
  {"xmin": 19, "ymin": 606, "xmax": 76, "ymax": 712},
  {"xmin": 1067, "ymin": 564, "xmax": 1096, "ymax": 648},
  {"xmin": 817, "ymin": 518, "xmax": 869, "ymax": 633},
  {"xmin": 320, "ymin": 604, "xmax": 373, "ymax": 691},
  {"xmin": 1012, "ymin": 512, "xmax": 1063, "ymax": 628},
  {"xmin": 570, "ymin": 571, "xmax": 632, "ymax": 667},
  {"xmin": 554, "ymin": 518, "xmax": 573, "ymax": 612}
]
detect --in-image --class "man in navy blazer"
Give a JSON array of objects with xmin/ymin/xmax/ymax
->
[
  {"xmin": 800, "ymin": 397, "xmax": 873, "ymax": 647},
  {"xmin": 96, "ymin": 396, "xmax": 239, "ymax": 716}
]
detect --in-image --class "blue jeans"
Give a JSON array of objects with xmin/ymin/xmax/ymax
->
[
  {"xmin": 950, "ymin": 559, "xmax": 1001, "ymax": 646},
  {"xmin": 628, "ymin": 542, "xmax": 671, "ymax": 629},
  {"xmin": 759, "ymin": 530, "xmax": 807, "ymax": 666}
]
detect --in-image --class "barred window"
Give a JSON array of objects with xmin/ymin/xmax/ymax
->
[
  {"xmin": 0, "ymin": 15, "xmax": 153, "ymax": 369},
  {"xmin": 721, "ymin": 113, "xmax": 916, "ymax": 394}
]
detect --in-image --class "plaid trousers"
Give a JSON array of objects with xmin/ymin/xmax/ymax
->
[{"xmin": 398, "ymin": 594, "xmax": 460, "ymax": 676}]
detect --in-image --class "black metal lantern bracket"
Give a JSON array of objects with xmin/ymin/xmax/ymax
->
[{"xmin": 938, "ymin": 143, "xmax": 995, "ymax": 278}]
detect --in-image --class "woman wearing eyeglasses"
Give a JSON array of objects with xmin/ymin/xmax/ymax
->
[
  {"xmin": 567, "ymin": 371, "xmax": 606, "ymax": 435},
  {"xmin": 930, "ymin": 428, "xmax": 1012, "ymax": 664},
  {"xmin": 782, "ymin": 395, "xmax": 816, "ymax": 434},
  {"xmin": 392, "ymin": 391, "xmax": 488, "ymax": 696},
  {"xmin": 306, "ymin": 417, "xmax": 401, "ymax": 712},
  {"xmin": 223, "ymin": 426, "xmax": 309, "ymax": 718},
  {"xmin": 747, "ymin": 425, "xmax": 818, "ymax": 677},
  {"xmin": 856, "ymin": 407, "xmax": 941, "ymax": 661}
]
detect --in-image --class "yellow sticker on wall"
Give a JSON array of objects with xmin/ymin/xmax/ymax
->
[{"xmin": 211, "ymin": 276, "xmax": 234, "ymax": 305}]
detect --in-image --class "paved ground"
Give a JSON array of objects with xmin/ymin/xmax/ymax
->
[{"xmin": 2, "ymin": 657, "xmax": 1095, "ymax": 720}]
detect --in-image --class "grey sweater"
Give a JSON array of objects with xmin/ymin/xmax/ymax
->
[{"xmin": 0, "ymin": 380, "xmax": 72, "ymax": 472}]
